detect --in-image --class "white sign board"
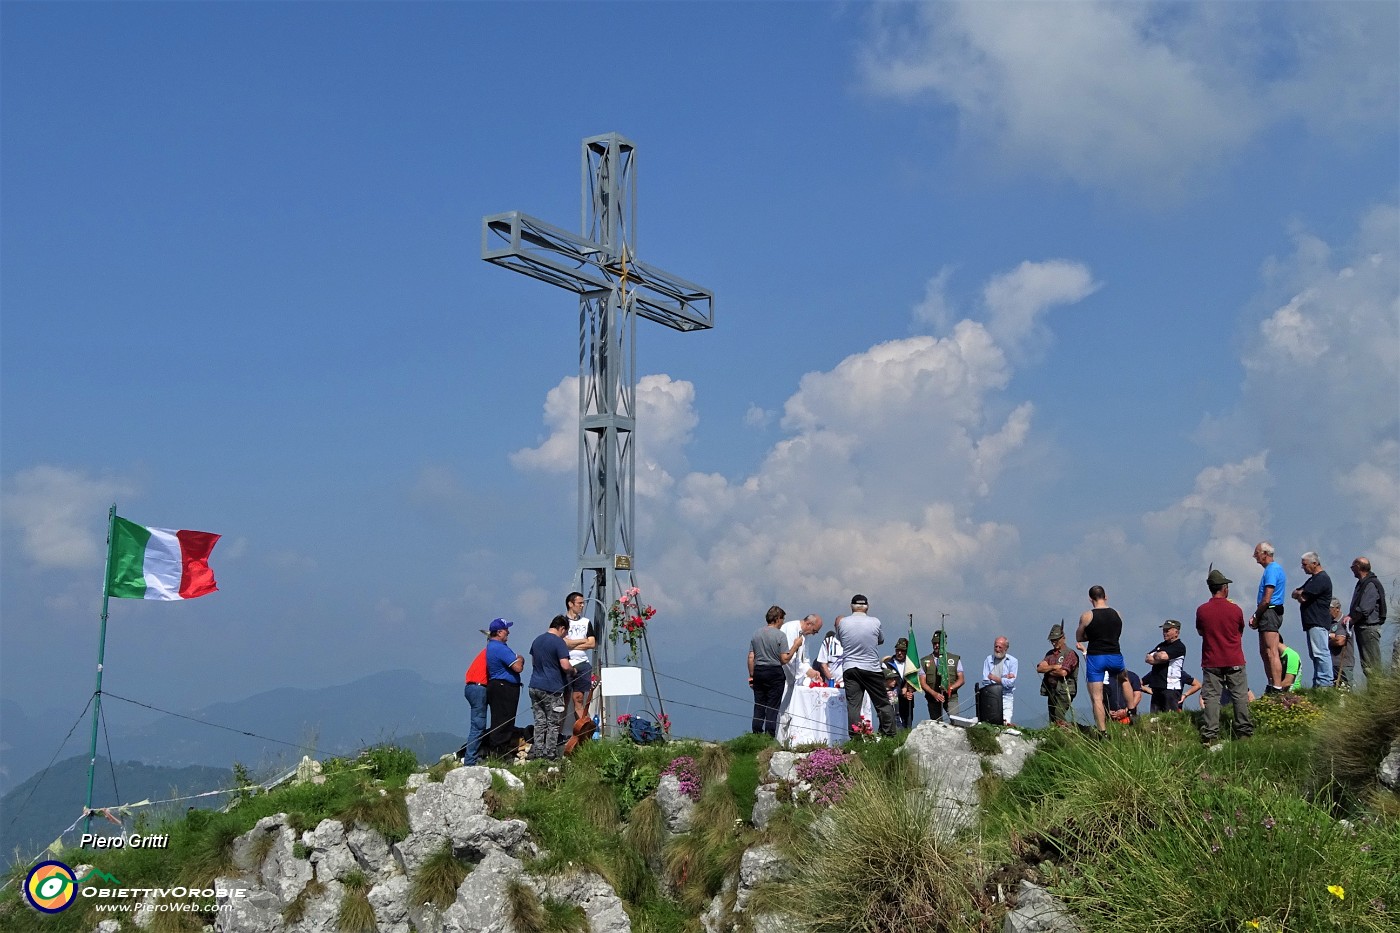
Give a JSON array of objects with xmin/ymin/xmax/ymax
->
[{"xmin": 600, "ymin": 666, "xmax": 643, "ymax": 697}]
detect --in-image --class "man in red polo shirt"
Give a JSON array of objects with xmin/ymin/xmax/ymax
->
[{"xmin": 1196, "ymin": 568, "xmax": 1253, "ymax": 743}]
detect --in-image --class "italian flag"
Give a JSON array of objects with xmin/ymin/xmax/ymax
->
[{"xmin": 105, "ymin": 516, "xmax": 221, "ymax": 600}]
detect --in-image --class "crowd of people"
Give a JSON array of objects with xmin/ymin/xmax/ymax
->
[
  {"xmin": 747, "ymin": 546, "xmax": 1391, "ymax": 744},
  {"xmin": 460, "ymin": 591, "xmax": 598, "ymax": 764}
]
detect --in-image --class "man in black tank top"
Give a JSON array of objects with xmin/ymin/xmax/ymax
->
[{"xmin": 1076, "ymin": 585, "xmax": 1132, "ymax": 736}]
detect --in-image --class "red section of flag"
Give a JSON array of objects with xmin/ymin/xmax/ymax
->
[{"xmin": 175, "ymin": 530, "xmax": 221, "ymax": 599}]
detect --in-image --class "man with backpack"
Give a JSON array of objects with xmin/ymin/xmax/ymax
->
[
  {"xmin": 1349, "ymin": 556, "xmax": 1388, "ymax": 679},
  {"xmin": 1036, "ymin": 622, "xmax": 1079, "ymax": 725}
]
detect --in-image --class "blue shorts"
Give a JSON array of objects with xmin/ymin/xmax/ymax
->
[
  {"xmin": 1085, "ymin": 653, "xmax": 1126, "ymax": 683},
  {"xmin": 568, "ymin": 660, "xmax": 593, "ymax": 696}
]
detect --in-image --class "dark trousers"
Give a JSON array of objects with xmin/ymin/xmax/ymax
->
[
  {"xmin": 925, "ymin": 690, "xmax": 961, "ymax": 722},
  {"xmin": 1356, "ymin": 624, "xmax": 1385, "ymax": 679},
  {"xmin": 844, "ymin": 667, "xmax": 896, "ymax": 736},
  {"xmin": 895, "ymin": 690, "xmax": 916, "ymax": 729},
  {"xmin": 1150, "ymin": 689, "xmax": 1182, "ymax": 713},
  {"xmin": 751, "ymin": 666, "xmax": 784, "ymax": 736},
  {"xmin": 1046, "ymin": 688, "xmax": 1073, "ymax": 724},
  {"xmin": 485, "ymin": 679, "xmax": 521, "ymax": 756}
]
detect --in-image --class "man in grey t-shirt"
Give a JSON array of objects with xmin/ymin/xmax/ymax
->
[
  {"xmin": 748, "ymin": 605, "xmax": 799, "ymax": 737},
  {"xmin": 835, "ymin": 594, "xmax": 896, "ymax": 736}
]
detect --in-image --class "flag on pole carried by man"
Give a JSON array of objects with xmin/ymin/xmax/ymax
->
[
  {"xmin": 906, "ymin": 617, "xmax": 921, "ymax": 688},
  {"xmin": 104, "ymin": 516, "xmax": 220, "ymax": 600}
]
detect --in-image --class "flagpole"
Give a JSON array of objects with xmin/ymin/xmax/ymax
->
[{"xmin": 84, "ymin": 505, "xmax": 117, "ymax": 835}]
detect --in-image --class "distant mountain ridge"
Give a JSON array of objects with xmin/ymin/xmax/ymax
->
[
  {"xmin": 107, "ymin": 668, "xmax": 468, "ymax": 770},
  {"xmin": 0, "ymin": 669, "xmax": 469, "ymax": 822}
]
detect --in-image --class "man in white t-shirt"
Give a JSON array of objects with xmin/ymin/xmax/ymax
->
[{"xmin": 563, "ymin": 591, "xmax": 598, "ymax": 721}]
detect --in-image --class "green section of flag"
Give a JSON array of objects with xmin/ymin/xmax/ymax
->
[
  {"xmin": 105, "ymin": 516, "xmax": 152, "ymax": 599},
  {"xmin": 906, "ymin": 622, "xmax": 921, "ymax": 687}
]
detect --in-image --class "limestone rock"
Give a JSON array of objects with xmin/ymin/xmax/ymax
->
[
  {"xmin": 1378, "ymin": 738, "xmax": 1400, "ymax": 791},
  {"xmin": 294, "ymin": 757, "xmax": 322, "ymax": 785},
  {"xmin": 131, "ymin": 893, "xmax": 157, "ymax": 928},
  {"xmin": 302, "ymin": 819, "xmax": 358, "ymax": 883},
  {"xmin": 730, "ymin": 845, "xmax": 791, "ymax": 932},
  {"xmin": 766, "ymin": 751, "xmax": 801, "ymax": 783},
  {"xmin": 94, "ymin": 921, "xmax": 122, "ymax": 933},
  {"xmin": 900, "ymin": 721, "xmax": 1035, "ymax": 836},
  {"xmin": 391, "ymin": 830, "xmax": 450, "ymax": 880},
  {"xmin": 368, "ymin": 874, "xmax": 411, "ymax": 933},
  {"xmin": 408, "ymin": 903, "xmax": 446, "ymax": 933},
  {"xmin": 259, "ymin": 824, "xmax": 312, "ymax": 904},
  {"xmin": 450, "ymin": 815, "xmax": 534, "ymax": 859},
  {"xmin": 441, "ymin": 849, "xmax": 530, "ymax": 933},
  {"xmin": 699, "ymin": 876, "xmax": 737, "ymax": 933},
  {"xmin": 1002, "ymin": 881, "xmax": 1084, "ymax": 933},
  {"xmin": 404, "ymin": 767, "xmax": 490, "ymax": 837},
  {"xmin": 231, "ymin": 815, "xmax": 285, "ymax": 874},
  {"xmin": 285, "ymin": 879, "xmax": 344, "ymax": 933},
  {"xmin": 897, "ymin": 722, "xmax": 983, "ymax": 833},
  {"xmin": 213, "ymin": 877, "xmax": 283, "ymax": 933},
  {"xmin": 486, "ymin": 767, "xmax": 525, "ymax": 790},
  {"xmin": 346, "ymin": 823, "xmax": 394, "ymax": 877},
  {"xmin": 655, "ymin": 774, "xmax": 695, "ymax": 833},
  {"xmin": 541, "ymin": 869, "xmax": 631, "ymax": 933},
  {"xmin": 990, "ymin": 731, "xmax": 1040, "ymax": 779},
  {"xmin": 750, "ymin": 784, "xmax": 779, "ymax": 830}
]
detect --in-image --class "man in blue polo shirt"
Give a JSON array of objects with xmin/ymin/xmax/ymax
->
[
  {"xmin": 1251, "ymin": 541, "xmax": 1287, "ymax": 693},
  {"xmin": 526, "ymin": 615, "xmax": 574, "ymax": 761},
  {"xmin": 484, "ymin": 618, "xmax": 525, "ymax": 758}
]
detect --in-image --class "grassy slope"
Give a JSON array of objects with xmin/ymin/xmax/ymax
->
[{"xmin": 3, "ymin": 681, "xmax": 1396, "ymax": 933}]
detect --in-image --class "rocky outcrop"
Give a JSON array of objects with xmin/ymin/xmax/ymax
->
[
  {"xmin": 214, "ymin": 876, "xmax": 283, "ymax": 933},
  {"xmin": 900, "ymin": 721, "xmax": 1037, "ymax": 834},
  {"xmin": 301, "ymin": 819, "xmax": 358, "ymax": 882},
  {"xmin": 655, "ymin": 774, "xmax": 695, "ymax": 833},
  {"xmin": 1378, "ymin": 738, "xmax": 1400, "ymax": 791},
  {"xmin": 213, "ymin": 762, "xmax": 628, "ymax": 933},
  {"xmin": 541, "ymin": 869, "xmax": 632, "ymax": 933},
  {"xmin": 440, "ymin": 849, "xmax": 529, "ymax": 933},
  {"xmin": 285, "ymin": 879, "xmax": 344, "ymax": 933},
  {"xmin": 1003, "ymin": 881, "xmax": 1084, "ymax": 933}
]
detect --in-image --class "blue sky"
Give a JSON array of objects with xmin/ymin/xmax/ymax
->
[{"xmin": 3, "ymin": 2, "xmax": 1397, "ymax": 746}]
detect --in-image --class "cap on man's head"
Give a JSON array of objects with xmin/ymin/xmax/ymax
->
[
  {"xmin": 1206, "ymin": 568, "xmax": 1232, "ymax": 587},
  {"xmin": 1047, "ymin": 623, "xmax": 1065, "ymax": 640},
  {"xmin": 850, "ymin": 594, "xmax": 868, "ymax": 607},
  {"xmin": 1161, "ymin": 619, "xmax": 1181, "ymax": 631},
  {"xmin": 895, "ymin": 637, "xmax": 909, "ymax": 649},
  {"xmin": 488, "ymin": 618, "xmax": 513, "ymax": 634}
]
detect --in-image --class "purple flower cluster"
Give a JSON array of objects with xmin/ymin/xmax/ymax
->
[
  {"xmin": 662, "ymin": 755, "xmax": 702, "ymax": 801},
  {"xmin": 794, "ymin": 746, "xmax": 853, "ymax": 806}
]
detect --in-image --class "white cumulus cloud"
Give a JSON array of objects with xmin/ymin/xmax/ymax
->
[
  {"xmin": 2, "ymin": 465, "xmax": 134, "ymax": 570},
  {"xmin": 859, "ymin": 2, "xmax": 1398, "ymax": 196}
]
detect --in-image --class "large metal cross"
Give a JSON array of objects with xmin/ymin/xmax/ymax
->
[{"xmin": 482, "ymin": 133, "xmax": 713, "ymax": 729}]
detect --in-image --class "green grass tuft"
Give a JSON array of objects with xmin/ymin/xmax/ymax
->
[
  {"xmin": 337, "ymin": 870, "xmax": 377, "ymax": 933},
  {"xmin": 756, "ymin": 760, "xmax": 993, "ymax": 933},
  {"xmin": 965, "ymin": 723, "xmax": 1002, "ymax": 755},
  {"xmin": 410, "ymin": 840, "xmax": 471, "ymax": 909}
]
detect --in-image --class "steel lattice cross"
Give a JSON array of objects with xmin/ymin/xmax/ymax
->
[{"xmin": 482, "ymin": 134, "xmax": 713, "ymax": 732}]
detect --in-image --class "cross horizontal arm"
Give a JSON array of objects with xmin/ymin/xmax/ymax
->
[{"xmin": 483, "ymin": 211, "xmax": 714, "ymax": 332}]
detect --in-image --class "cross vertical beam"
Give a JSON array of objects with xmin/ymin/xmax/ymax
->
[{"xmin": 483, "ymin": 134, "xmax": 713, "ymax": 733}]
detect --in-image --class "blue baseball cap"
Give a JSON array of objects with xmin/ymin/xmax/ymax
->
[{"xmin": 488, "ymin": 618, "xmax": 513, "ymax": 634}]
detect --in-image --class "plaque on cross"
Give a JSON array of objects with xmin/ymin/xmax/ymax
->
[{"xmin": 482, "ymin": 133, "xmax": 713, "ymax": 733}]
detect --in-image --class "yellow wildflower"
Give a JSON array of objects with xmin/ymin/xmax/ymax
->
[{"xmin": 1328, "ymin": 884, "xmax": 1345, "ymax": 900}]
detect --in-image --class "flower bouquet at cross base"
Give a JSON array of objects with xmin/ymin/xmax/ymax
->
[{"xmin": 607, "ymin": 586, "xmax": 656, "ymax": 662}]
